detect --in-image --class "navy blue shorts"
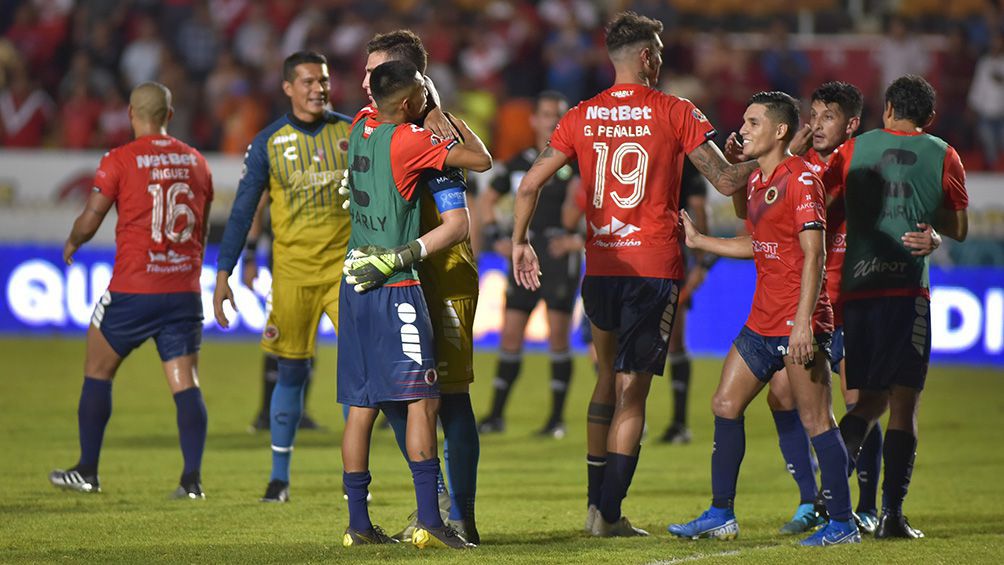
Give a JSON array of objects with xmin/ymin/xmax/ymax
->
[
  {"xmin": 92, "ymin": 291, "xmax": 203, "ymax": 362},
  {"xmin": 844, "ymin": 296, "xmax": 931, "ymax": 391},
  {"xmin": 733, "ymin": 325, "xmax": 833, "ymax": 383},
  {"xmin": 337, "ymin": 281, "xmax": 439, "ymax": 407},
  {"xmin": 581, "ymin": 275, "xmax": 680, "ymax": 376},
  {"xmin": 830, "ymin": 326, "xmax": 845, "ymax": 375}
]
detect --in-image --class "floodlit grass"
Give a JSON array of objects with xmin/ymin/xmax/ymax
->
[{"xmin": 3, "ymin": 337, "xmax": 1002, "ymax": 563}]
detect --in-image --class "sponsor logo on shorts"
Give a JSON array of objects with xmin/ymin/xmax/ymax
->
[
  {"xmin": 397, "ymin": 302, "xmax": 424, "ymax": 364},
  {"xmin": 264, "ymin": 324, "xmax": 279, "ymax": 341}
]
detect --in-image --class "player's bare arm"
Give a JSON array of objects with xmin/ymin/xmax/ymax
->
[
  {"xmin": 790, "ymin": 228, "xmax": 825, "ymax": 367},
  {"xmin": 442, "ymin": 116, "xmax": 491, "ymax": 172},
  {"xmin": 419, "ymin": 207, "xmax": 470, "ymax": 256},
  {"xmin": 788, "ymin": 124, "xmax": 813, "ymax": 156},
  {"xmin": 688, "ymin": 140, "xmax": 759, "ymax": 197},
  {"xmin": 511, "ymin": 145, "xmax": 571, "ymax": 290},
  {"xmin": 64, "ymin": 190, "xmax": 114, "ymax": 265},
  {"xmin": 680, "ymin": 209, "xmax": 753, "ymax": 259},
  {"xmin": 933, "ymin": 208, "xmax": 969, "ymax": 242}
]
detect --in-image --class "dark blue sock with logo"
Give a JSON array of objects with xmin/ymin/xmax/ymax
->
[
  {"xmin": 173, "ymin": 387, "xmax": 207, "ymax": 475},
  {"xmin": 711, "ymin": 416, "xmax": 745, "ymax": 509},
  {"xmin": 269, "ymin": 358, "xmax": 309, "ymax": 483},
  {"xmin": 811, "ymin": 428, "xmax": 853, "ymax": 521},
  {"xmin": 77, "ymin": 377, "xmax": 112, "ymax": 474},
  {"xmin": 772, "ymin": 409, "xmax": 818, "ymax": 503}
]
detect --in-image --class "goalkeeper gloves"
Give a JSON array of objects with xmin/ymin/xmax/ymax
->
[
  {"xmin": 344, "ymin": 240, "xmax": 423, "ymax": 293},
  {"xmin": 338, "ymin": 169, "xmax": 350, "ymax": 210}
]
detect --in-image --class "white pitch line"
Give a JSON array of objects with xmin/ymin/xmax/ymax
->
[{"xmin": 646, "ymin": 544, "xmax": 778, "ymax": 565}]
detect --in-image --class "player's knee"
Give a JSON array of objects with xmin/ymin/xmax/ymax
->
[
  {"xmin": 798, "ymin": 409, "xmax": 836, "ymax": 438},
  {"xmin": 711, "ymin": 392, "xmax": 743, "ymax": 419}
]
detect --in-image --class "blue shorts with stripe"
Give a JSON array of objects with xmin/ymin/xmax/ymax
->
[
  {"xmin": 91, "ymin": 291, "xmax": 203, "ymax": 362},
  {"xmin": 581, "ymin": 275, "xmax": 680, "ymax": 376},
  {"xmin": 337, "ymin": 281, "xmax": 439, "ymax": 407},
  {"xmin": 733, "ymin": 325, "xmax": 833, "ymax": 382}
]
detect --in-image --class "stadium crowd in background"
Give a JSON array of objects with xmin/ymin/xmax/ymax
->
[{"xmin": 2, "ymin": 1, "xmax": 1004, "ymax": 169}]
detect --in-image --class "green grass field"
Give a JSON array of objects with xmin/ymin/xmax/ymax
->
[{"xmin": 4, "ymin": 337, "xmax": 1003, "ymax": 563}]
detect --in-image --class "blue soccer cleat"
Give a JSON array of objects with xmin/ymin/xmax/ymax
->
[
  {"xmin": 854, "ymin": 510, "xmax": 879, "ymax": 535},
  {"xmin": 800, "ymin": 519, "xmax": 862, "ymax": 546},
  {"xmin": 780, "ymin": 503, "xmax": 827, "ymax": 534},
  {"xmin": 667, "ymin": 507, "xmax": 739, "ymax": 540}
]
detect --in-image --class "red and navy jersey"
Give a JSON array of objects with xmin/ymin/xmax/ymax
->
[
  {"xmin": 549, "ymin": 85, "xmax": 716, "ymax": 279},
  {"xmin": 93, "ymin": 134, "xmax": 213, "ymax": 294},
  {"xmin": 806, "ymin": 147, "xmax": 847, "ymax": 325},
  {"xmin": 744, "ymin": 155, "xmax": 833, "ymax": 337}
]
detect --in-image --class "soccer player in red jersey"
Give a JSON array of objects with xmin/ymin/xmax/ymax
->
[
  {"xmin": 49, "ymin": 82, "xmax": 214, "ymax": 499},
  {"xmin": 666, "ymin": 92, "xmax": 860, "ymax": 546},
  {"xmin": 824, "ymin": 76, "xmax": 968, "ymax": 539},
  {"xmin": 511, "ymin": 12, "xmax": 757, "ymax": 537}
]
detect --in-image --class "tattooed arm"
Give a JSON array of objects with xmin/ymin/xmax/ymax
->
[
  {"xmin": 511, "ymin": 145, "xmax": 571, "ymax": 290},
  {"xmin": 688, "ymin": 140, "xmax": 758, "ymax": 196}
]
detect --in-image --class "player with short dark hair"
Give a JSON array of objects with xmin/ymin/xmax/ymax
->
[
  {"xmin": 824, "ymin": 75, "xmax": 969, "ymax": 539},
  {"xmin": 360, "ymin": 30, "xmax": 484, "ymax": 544},
  {"xmin": 338, "ymin": 59, "xmax": 490, "ymax": 549},
  {"xmin": 761, "ymin": 81, "xmax": 873, "ymax": 535},
  {"xmin": 213, "ymin": 51, "xmax": 352, "ymax": 503},
  {"xmin": 50, "ymin": 82, "xmax": 213, "ymax": 499},
  {"xmin": 667, "ymin": 91, "xmax": 860, "ymax": 546},
  {"xmin": 511, "ymin": 11, "xmax": 757, "ymax": 537},
  {"xmin": 478, "ymin": 90, "xmax": 581, "ymax": 439}
]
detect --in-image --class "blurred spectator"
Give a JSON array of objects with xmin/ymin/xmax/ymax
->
[
  {"xmin": 760, "ymin": 19, "xmax": 810, "ymax": 97},
  {"xmin": 59, "ymin": 80, "xmax": 102, "ymax": 149},
  {"xmin": 965, "ymin": 0, "xmax": 1003, "ymax": 54},
  {"xmin": 234, "ymin": 3, "xmax": 275, "ymax": 68},
  {"xmin": 544, "ymin": 16, "xmax": 593, "ymax": 104},
  {"xmin": 210, "ymin": 0, "xmax": 250, "ymax": 38},
  {"xmin": 969, "ymin": 34, "xmax": 1004, "ymax": 168},
  {"xmin": 119, "ymin": 14, "xmax": 163, "ymax": 87},
  {"xmin": 936, "ymin": 26, "xmax": 978, "ymax": 150},
  {"xmin": 157, "ymin": 53, "xmax": 196, "ymax": 143},
  {"xmin": 215, "ymin": 71, "xmax": 266, "ymax": 154},
  {"xmin": 874, "ymin": 17, "xmax": 930, "ymax": 92},
  {"xmin": 86, "ymin": 20, "xmax": 122, "ymax": 74},
  {"xmin": 59, "ymin": 51, "xmax": 115, "ymax": 101},
  {"xmin": 5, "ymin": 3, "xmax": 63, "ymax": 70},
  {"xmin": 281, "ymin": 1, "xmax": 326, "ymax": 57},
  {"xmin": 538, "ymin": 0, "xmax": 599, "ymax": 31},
  {"xmin": 459, "ymin": 27, "xmax": 509, "ymax": 95},
  {"xmin": 698, "ymin": 30, "xmax": 764, "ymax": 136},
  {"xmin": 97, "ymin": 86, "xmax": 131, "ymax": 148},
  {"xmin": 176, "ymin": 1, "xmax": 219, "ymax": 79},
  {"xmin": 0, "ymin": 65, "xmax": 55, "ymax": 147}
]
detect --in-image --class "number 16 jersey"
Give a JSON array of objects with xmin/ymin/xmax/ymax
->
[
  {"xmin": 93, "ymin": 134, "xmax": 213, "ymax": 294},
  {"xmin": 548, "ymin": 85, "xmax": 716, "ymax": 279}
]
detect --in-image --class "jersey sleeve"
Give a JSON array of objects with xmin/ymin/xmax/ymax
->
[
  {"xmin": 92, "ymin": 150, "xmax": 124, "ymax": 200},
  {"xmin": 352, "ymin": 104, "xmax": 376, "ymax": 128},
  {"xmin": 390, "ymin": 125, "xmax": 458, "ymax": 201},
  {"xmin": 216, "ymin": 133, "xmax": 270, "ymax": 274},
  {"xmin": 548, "ymin": 108, "xmax": 578, "ymax": 159},
  {"xmin": 792, "ymin": 167, "xmax": 826, "ymax": 232},
  {"xmin": 669, "ymin": 98, "xmax": 717, "ymax": 155},
  {"xmin": 941, "ymin": 145, "xmax": 968, "ymax": 211}
]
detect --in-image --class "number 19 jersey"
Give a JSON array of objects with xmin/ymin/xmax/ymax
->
[
  {"xmin": 548, "ymin": 85, "xmax": 716, "ymax": 279},
  {"xmin": 93, "ymin": 134, "xmax": 213, "ymax": 294}
]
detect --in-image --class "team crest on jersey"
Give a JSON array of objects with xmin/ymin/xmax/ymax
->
[
  {"xmin": 338, "ymin": 138, "xmax": 349, "ymax": 152},
  {"xmin": 264, "ymin": 324, "xmax": 279, "ymax": 341},
  {"xmin": 692, "ymin": 108, "xmax": 709, "ymax": 122},
  {"xmin": 765, "ymin": 186, "xmax": 779, "ymax": 204},
  {"xmin": 424, "ymin": 368, "xmax": 439, "ymax": 386}
]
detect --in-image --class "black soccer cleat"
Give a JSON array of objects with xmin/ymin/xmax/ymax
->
[
  {"xmin": 536, "ymin": 420, "xmax": 566, "ymax": 439},
  {"xmin": 261, "ymin": 480, "xmax": 290, "ymax": 503},
  {"xmin": 411, "ymin": 522, "xmax": 476, "ymax": 549},
  {"xmin": 477, "ymin": 417, "xmax": 505, "ymax": 434},
  {"xmin": 660, "ymin": 423, "xmax": 692, "ymax": 444},
  {"xmin": 343, "ymin": 525, "xmax": 398, "ymax": 546},
  {"xmin": 299, "ymin": 413, "xmax": 325, "ymax": 431},
  {"xmin": 173, "ymin": 471, "xmax": 205, "ymax": 499},
  {"xmin": 875, "ymin": 513, "xmax": 924, "ymax": 539},
  {"xmin": 249, "ymin": 411, "xmax": 270, "ymax": 433},
  {"xmin": 49, "ymin": 467, "xmax": 100, "ymax": 493}
]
